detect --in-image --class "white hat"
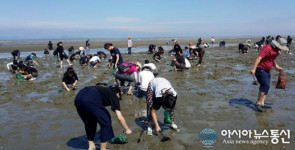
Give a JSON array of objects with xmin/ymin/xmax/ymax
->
[
  {"xmin": 79, "ymin": 47, "xmax": 84, "ymax": 51},
  {"xmin": 271, "ymin": 38, "xmax": 289, "ymax": 51}
]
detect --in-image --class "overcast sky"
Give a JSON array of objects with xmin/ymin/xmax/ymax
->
[{"xmin": 0, "ymin": 0, "xmax": 294, "ymax": 40}]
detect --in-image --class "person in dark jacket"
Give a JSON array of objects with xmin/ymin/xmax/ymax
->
[
  {"xmin": 11, "ymin": 50, "xmax": 20, "ymax": 61},
  {"xmin": 148, "ymin": 44, "xmax": 156, "ymax": 54},
  {"xmin": 19, "ymin": 64, "xmax": 38, "ymax": 80},
  {"xmin": 56, "ymin": 42, "xmax": 72, "ymax": 68},
  {"xmin": 62, "ymin": 67, "xmax": 78, "ymax": 91}
]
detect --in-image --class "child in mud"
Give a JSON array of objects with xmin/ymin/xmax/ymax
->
[
  {"xmin": 69, "ymin": 52, "xmax": 80, "ymax": 63},
  {"xmin": 104, "ymin": 43, "xmax": 124, "ymax": 69},
  {"xmin": 146, "ymin": 77, "xmax": 178, "ymax": 135},
  {"xmin": 24, "ymin": 53, "xmax": 38, "ymax": 66},
  {"xmin": 250, "ymin": 38, "xmax": 288, "ymax": 112},
  {"xmin": 56, "ymin": 41, "xmax": 72, "ymax": 68},
  {"xmin": 153, "ymin": 51, "xmax": 164, "ymax": 63},
  {"xmin": 19, "ymin": 64, "xmax": 38, "ymax": 80},
  {"xmin": 74, "ymin": 85, "xmax": 132, "ymax": 150},
  {"xmin": 62, "ymin": 67, "xmax": 78, "ymax": 92},
  {"xmin": 171, "ymin": 49, "xmax": 185, "ymax": 71},
  {"xmin": 79, "ymin": 55, "xmax": 92, "ymax": 66},
  {"xmin": 89, "ymin": 54, "xmax": 101, "ymax": 68},
  {"xmin": 116, "ymin": 62, "xmax": 141, "ymax": 95}
]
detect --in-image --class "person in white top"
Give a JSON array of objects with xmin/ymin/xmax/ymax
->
[
  {"xmin": 211, "ymin": 37, "xmax": 215, "ymax": 46},
  {"xmin": 127, "ymin": 37, "xmax": 133, "ymax": 55},
  {"xmin": 146, "ymin": 77, "xmax": 178, "ymax": 135},
  {"xmin": 143, "ymin": 60, "xmax": 158, "ymax": 76},
  {"xmin": 89, "ymin": 55, "xmax": 101, "ymax": 68},
  {"xmin": 137, "ymin": 66, "xmax": 155, "ymax": 98}
]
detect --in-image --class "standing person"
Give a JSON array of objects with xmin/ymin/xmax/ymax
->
[
  {"xmin": 211, "ymin": 37, "xmax": 215, "ymax": 46},
  {"xmin": 127, "ymin": 37, "xmax": 133, "ymax": 55},
  {"xmin": 48, "ymin": 41, "xmax": 54, "ymax": 56},
  {"xmin": 146, "ymin": 77, "xmax": 178, "ymax": 135},
  {"xmin": 197, "ymin": 37, "xmax": 202, "ymax": 47},
  {"xmin": 24, "ymin": 53, "xmax": 38, "ymax": 66},
  {"xmin": 250, "ymin": 38, "xmax": 289, "ymax": 112},
  {"xmin": 11, "ymin": 49, "xmax": 20, "ymax": 61},
  {"xmin": 74, "ymin": 85, "xmax": 132, "ymax": 150},
  {"xmin": 56, "ymin": 41, "xmax": 72, "ymax": 69},
  {"xmin": 287, "ymin": 35, "xmax": 293, "ymax": 55},
  {"xmin": 62, "ymin": 67, "xmax": 78, "ymax": 92},
  {"xmin": 85, "ymin": 39, "xmax": 90, "ymax": 55},
  {"xmin": 48, "ymin": 41, "xmax": 53, "ymax": 50},
  {"xmin": 104, "ymin": 43, "xmax": 123, "ymax": 69}
]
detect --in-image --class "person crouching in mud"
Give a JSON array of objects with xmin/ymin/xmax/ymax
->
[
  {"xmin": 250, "ymin": 38, "xmax": 288, "ymax": 112},
  {"xmin": 146, "ymin": 77, "xmax": 179, "ymax": 135},
  {"xmin": 74, "ymin": 85, "xmax": 132, "ymax": 150},
  {"xmin": 171, "ymin": 50, "xmax": 185, "ymax": 71},
  {"xmin": 62, "ymin": 67, "xmax": 78, "ymax": 92},
  {"xmin": 19, "ymin": 64, "xmax": 38, "ymax": 80}
]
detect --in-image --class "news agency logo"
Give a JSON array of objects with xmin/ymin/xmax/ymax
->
[{"xmin": 199, "ymin": 128, "xmax": 217, "ymax": 147}]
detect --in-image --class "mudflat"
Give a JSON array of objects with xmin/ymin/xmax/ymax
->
[{"xmin": 0, "ymin": 45, "xmax": 294, "ymax": 149}]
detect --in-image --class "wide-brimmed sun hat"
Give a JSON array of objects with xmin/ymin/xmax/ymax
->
[{"xmin": 271, "ymin": 38, "xmax": 289, "ymax": 51}]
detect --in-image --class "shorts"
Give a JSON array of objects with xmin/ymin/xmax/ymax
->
[
  {"xmin": 255, "ymin": 68, "xmax": 271, "ymax": 95},
  {"xmin": 60, "ymin": 53, "xmax": 69, "ymax": 60}
]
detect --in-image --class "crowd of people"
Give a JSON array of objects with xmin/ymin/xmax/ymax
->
[{"xmin": 6, "ymin": 36, "xmax": 293, "ymax": 150}]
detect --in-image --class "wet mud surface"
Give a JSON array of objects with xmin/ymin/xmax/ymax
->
[{"xmin": 0, "ymin": 47, "xmax": 294, "ymax": 149}]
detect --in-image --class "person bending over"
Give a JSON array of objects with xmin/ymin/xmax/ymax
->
[
  {"xmin": 146, "ymin": 77, "xmax": 178, "ymax": 135},
  {"xmin": 75, "ymin": 85, "xmax": 132, "ymax": 150}
]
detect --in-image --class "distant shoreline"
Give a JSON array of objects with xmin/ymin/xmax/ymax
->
[{"xmin": 0, "ymin": 37, "xmax": 261, "ymax": 52}]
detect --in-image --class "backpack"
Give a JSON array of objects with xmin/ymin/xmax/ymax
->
[{"xmin": 118, "ymin": 62, "xmax": 134, "ymax": 73}]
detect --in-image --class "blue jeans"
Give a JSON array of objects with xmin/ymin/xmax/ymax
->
[
  {"xmin": 128, "ymin": 47, "xmax": 132, "ymax": 55},
  {"xmin": 255, "ymin": 68, "xmax": 271, "ymax": 95}
]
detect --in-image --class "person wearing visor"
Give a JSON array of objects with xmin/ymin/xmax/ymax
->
[
  {"xmin": 250, "ymin": 38, "xmax": 289, "ymax": 112},
  {"xmin": 74, "ymin": 84, "xmax": 132, "ymax": 150}
]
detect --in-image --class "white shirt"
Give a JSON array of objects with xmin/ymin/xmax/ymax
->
[
  {"xmin": 139, "ymin": 70, "xmax": 155, "ymax": 89},
  {"xmin": 144, "ymin": 63, "xmax": 156, "ymax": 70},
  {"xmin": 211, "ymin": 38, "xmax": 215, "ymax": 42},
  {"xmin": 89, "ymin": 56, "xmax": 101, "ymax": 63},
  {"xmin": 128, "ymin": 39, "xmax": 133, "ymax": 48},
  {"xmin": 150, "ymin": 77, "xmax": 177, "ymax": 98},
  {"xmin": 7, "ymin": 62, "xmax": 13, "ymax": 70}
]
